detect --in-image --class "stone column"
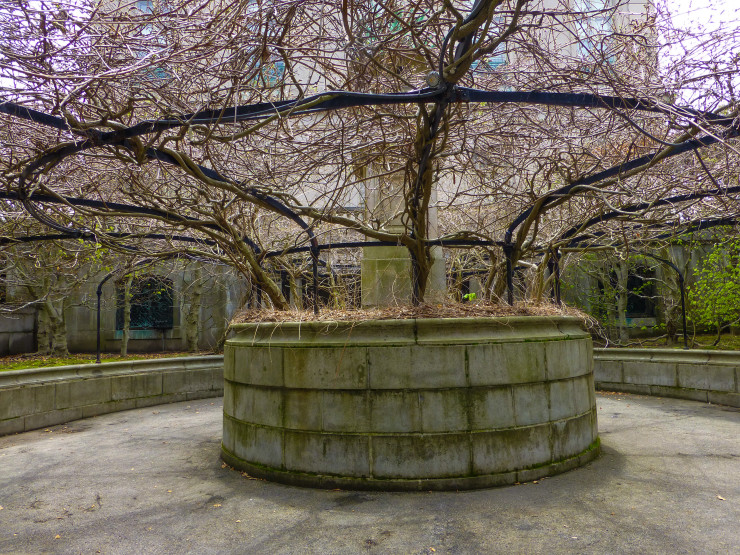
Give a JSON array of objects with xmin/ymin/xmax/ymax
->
[{"xmin": 360, "ymin": 168, "xmax": 445, "ymax": 307}]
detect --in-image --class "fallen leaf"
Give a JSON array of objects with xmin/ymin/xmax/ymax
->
[
  {"xmin": 213, "ymin": 504, "xmax": 222, "ymax": 507},
  {"xmin": 236, "ymin": 520, "xmax": 241, "ymax": 523},
  {"xmin": 167, "ymin": 490, "xmax": 173, "ymax": 493},
  {"xmin": 54, "ymin": 535, "xmax": 61, "ymax": 539},
  {"xmin": 717, "ymin": 495, "xmax": 725, "ymax": 501},
  {"xmin": 0, "ymin": 506, "xmax": 3, "ymax": 510}
]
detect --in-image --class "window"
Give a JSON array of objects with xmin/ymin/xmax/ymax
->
[
  {"xmin": 471, "ymin": 14, "xmax": 507, "ymax": 73},
  {"xmin": 256, "ymin": 60, "xmax": 286, "ymax": 87},
  {"xmin": 137, "ymin": 0, "xmax": 154, "ymax": 14},
  {"xmin": 134, "ymin": 0, "xmax": 170, "ymax": 80},
  {"xmin": 470, "ymin": 46, "xmax": 506, "ymax": 74},
  {"xmin": 625, "ymin": 268, "xmax": 656, "ymax": 318},
  {"xmin": 575, "ymin": 0, "xmax": 614, "ymax": 62},
  {"xmin": 116, "ymin": 276, "xmax": 174, "ymax": 330}
]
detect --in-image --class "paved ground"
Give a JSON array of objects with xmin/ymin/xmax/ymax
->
[{"xmin": 0, "ymin": 393, "xmax": 738, "ymax": 555}]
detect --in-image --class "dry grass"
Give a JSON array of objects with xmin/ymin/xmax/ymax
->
[{"xmin": 231, "ymin": 301, "xmax": 588, "ymax": 324}]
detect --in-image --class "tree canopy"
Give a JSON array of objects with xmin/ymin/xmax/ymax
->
[{"xmin": 1, "ymin": 0, "xmax": 739, "ymax": 309}]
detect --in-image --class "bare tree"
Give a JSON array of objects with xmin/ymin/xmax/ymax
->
[{"xmin": 1, "ymin": 0, "xmax": 738, "ymax": 312}]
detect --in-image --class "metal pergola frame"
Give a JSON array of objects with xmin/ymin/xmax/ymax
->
[{"xmin": 2, "ymin": 1, "xmax": 739, "ymax": 317}]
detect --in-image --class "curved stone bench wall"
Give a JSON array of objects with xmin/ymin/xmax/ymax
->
[
  {"xmin": 0, "ymin": 356, "xmax": 224, "ymax": 436},
  {"xmin": 222, "ymin": 317, "xmax": 599, "ymax": 491},
  {"xmin": 594, "ymin": 348, "xmax": 740, "ymax": 407}
]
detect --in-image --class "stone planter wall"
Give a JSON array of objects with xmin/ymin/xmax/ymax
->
[
  {"xmin": 222, "ymin": 317, "xmax": 599, "ymax": 491},
  {"xmin": 594, "ymin": 348, "xmax": 740, "ymax": 407},
  {"xmin": 0, "ymin": 356, "xmax": 224, "ymax": 436}
]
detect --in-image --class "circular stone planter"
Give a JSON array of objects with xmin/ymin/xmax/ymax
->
[{"xmin": 221, "ymin": 316, "xmax": 599, "ymax": 491}]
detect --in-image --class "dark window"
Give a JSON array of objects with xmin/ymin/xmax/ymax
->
[
  {"xmin": 116, "ymin": 276, "xmax": 174, "ymax": 330},
  {"xmin": 626, "ymin": 268, "xmax": 656, "ymax": 318}
]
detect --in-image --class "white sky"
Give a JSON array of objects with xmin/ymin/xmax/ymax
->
[
  {"xmin": 659, "ymin": 0, "xmax": 739, "ymax": 108},
  {"xmin": 664, "ymin": 0, "xmax": 739, "ymax": 31}
]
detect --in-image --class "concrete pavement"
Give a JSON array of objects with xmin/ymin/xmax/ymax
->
[{"xmin": 0, "ymin": 393, "xmax": 738, "ymax": 554}]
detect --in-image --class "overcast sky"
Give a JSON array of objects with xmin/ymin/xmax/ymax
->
[{"xmin": 664, "ymin": 0, "xmax": 738, "ymax": 30}]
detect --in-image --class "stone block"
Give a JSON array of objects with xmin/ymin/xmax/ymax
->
[
  {"xmin": 31, "ymin": 384, "xmax": 55, "ymax": 413},
  {"xmin": 545, "ymin": 340, "xmax": 590, "ymax": 380},
  {"xmin": 188, "ymin": 368, "xmax": 216, "ymax": 393},
  {"xmin": 369, "ymin": 345, "xmax": 466, "ymax": 389},
  {"xmin": 224, "ymin": 416, "xmax": 283, "ymax": 468},
  {"xmin": 367, "ymin": 346, "xmax": 411, "ymax": 388},
  {"xmin": 512, "ymin": 383, "xmax": 549, "ymax": 426},
  {"xmin": 623, "ymin": 361, "xmax": 676, "ymax": 387},
  {"xmin": 0, "ymin": 386, "xmax": 35, "ymax": 420},
  {"xmin": 650, "ymin": 386, "xmax": 707, "ymax": 403},
  {"xmin": 186, "ymin": 390, "xmax": 222, "ymax": 401},
  {"xmin": 369, "ymin": 390, "xmax": 421, "ymax": 432},
  {"xmin": 594, "ymin": 360, "xmax": 622, "ymax": 383},
  {"xmin": 551, "ymin": 413, "xmax": 594, "ymax": 461},
  {"xmin": 223, "ymin": 347, "xmax": 235, "ymax": 381},
  {"xmin": 678, "ymin": 364, "xmax": 735, "ymax": 392},
  {"xmin": 283, "ymin": 389, "xmax": 321, "ymax": 430},
  {"xmin": 81, "ymin": 399, "xmax": 136, "ymax": 418},
  {"xmin": 605, "ymin": 383, "xmax": 651, "ymax": 395},
  {"xmin": 162, "ymin": 371, "xmax": 190, "ymax": 394},
  {"xmin": 371, "ymin": 433, "xmax": 470, "ymax": 479},
  {"xmin": 231, "ymin": 384, "xmax": 285, "ymax": 428},
  {"xmin": 472, "ymin": 424, "xmax": 551, "ymax": 474},
  {"xmin": 232, "ymin": 347, "xmax": 283, "ymax": 387},
  {"xmin": 361, "ymin": 257, "xmax": 412, "ymax": 307},
  {"xmin": 24, "ymin": 408, "xmax": 83, "ymax": 431},
  {"xmin": 549, "ymin": 379, "xmax": 576, "ymax": 421},
  {"xmin": 223, "ymin": 383, "xmax": 234, "ymax": 414},
  {"xmin": 284, "ymin": 431, "xmax": 370, "ymax": 477},
  {"xmin": 9, "ymin": 333, "xmax": 35, "ymax": 355},
  {"xmin": 284, "ymin": 347, "xmax": 366, "ymax": 389},
  {"xmin": 55, "ymin": 378, "xmax": 112, "ymax": 410},
  {"xmin": 572, "ymin": 375, "xmax": 593, "ymax": 415},
  {"xmin": 211, "ymin": 365, "xmax": 224, "ymax": 390},
  {"xmin": 135, "ymin": 393, "xmax": 186, "ymax": 408},
  {"xmin": 111, "ymin": 373, "xmax": 162, "ymax": 401},
  {"xmin": 419, "ymin": 389, "xmax": 468, "ymax": 433},
  {"xmin": 587, "ymin": 374, "xmax": 597, "ymax": 408},
  {"xmin": 0, "ymin": 417, "xmax": 24, "ymax": 436},
  {"xmin": 469, "ymin": 387, "xmax": 515, "ymax": 430},
  {"xmin": 707, "ymin": 391, "xmax": 740, "ymax": 408},
  {"xmin": 468, "ymin": 343, "xmax": 546, "ymax": 386},
  {"xmin": 322, "ymin": 390, "xmax": 370, "ymax": 433},
  {"xmin": 0, "ymin": 310, "xmax": 34, "ymax": 334}
]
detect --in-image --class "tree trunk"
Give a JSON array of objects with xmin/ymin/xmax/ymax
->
[
  {"xmin": 40, "ymin": 299, "xmax": 68, "ymax": 356},
  {"xmin": 36, "ymin": 306, "xmax": 51, "ymax": 355}
]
